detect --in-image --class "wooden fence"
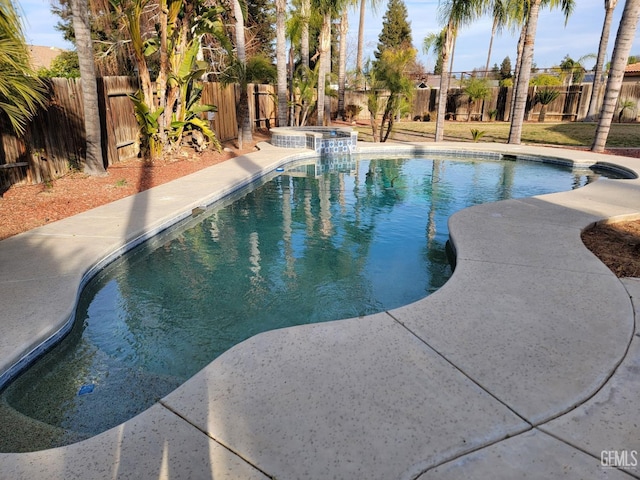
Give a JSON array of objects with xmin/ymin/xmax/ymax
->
[
  {"xmin": 1, "ymin": 79, "xmax": 89, "ymax": 193},
  {"xmin": 99, "ymin": 76, "xmax": 139, "ymax": 167},
  {"xmin": 250, "ymin": 84, "xmax": 277, "ymax": 129},
  {"xmin": 341, "ymin": 82, "xmax": 640, "ymax": 123},
  {"xmin": 201, "ymin": 82, "xmax": 238, "ymax": 142},
  {"xmin": 0, "ymin": 80, "xmax": 276, "ymax": 192},
  {"xmin": 1, "ymin": 77, "xmax": 638, "ymax": 192}
]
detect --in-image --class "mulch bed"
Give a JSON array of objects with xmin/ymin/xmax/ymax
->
[{"xmin": 582, "ymin": 221, "xmax": 640, "ymax": 278}]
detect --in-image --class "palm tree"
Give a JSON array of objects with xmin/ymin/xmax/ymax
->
[
  {"xmin": 364, "ymin": 64, "xmax": 382, "ymax": 140},
  {"xmin": 374, "ymin": 48, "xmax": 415, "ymax": 141},
  {"xmin": 558, "ymin": 54, "xmax": 595, "ymax": 87},
  {"xmin": 508, "ymin": 0, "xmax": 542, "ymax": 144},
  {"xmin": 70, "ymin": 0, "xmax": 106, "ymax": 175},
  {"xmin": 301, "ymin": 0, "xmax": 311, "ymax": 68},
  {"xmin": 291, "ymin": 64, "xmax": 318, "ymax": 126},
  {"xmin": 276, "ymin": 0, "xmax": 288, "ymax": 126},
  {"xmin": 355, "ymin": 0, "xmax": 381, "ymax": 88},
  {"xmin": 616, "ymin": 98, "xmax": 636, "ymax": 122},
  {"xmin": 508, "ymin": 0, "xmax": 574, "ymax": 144},
  {"xmin": 534, "ymin": 88, "xmax": 560, "ymax": 122},
  {"xmin": 232, "ymin": 0, "xmax": 253, "ymax": 147},
  {"xmin": 316, "ymin": 8, "xmax": 331, "ymax": 125},
  {"xmin": 434, "ymin": 22, "xmax": 454, "ymax": 141},
  {"xmin": 483, "ymin": 0, "xmax": 513, "ymax": 78},
  {"xmin": 592, "ymin": 0, "xmax": 640, "ymax": 152},
  {"xmin": 0, "ymin": 0, "xmax": 46, "ymax": 136},
  {"xmin": 586, "ymin": 0, "xmax": 619, "ymax": 121},
  {"xmin": 484, "ymin": 0, "xmax": 506, "ymax": 78},
  {"xmin": 114, "ymin": 0, "xmax": 223, "ymax": 158},
  {"xmin": 434, "ymin": 0, "xmax": 486, "ymax": 142},
  {"xmin": 463, "ymin": 77, "xmax": 491, "ymax": 121},
  {"xmin": 314, "ymin": 0, "xmax": 349, "ymax": 125},
  {"xmin": 507, "ymin": 12, "xmax": 525, "ymax": 121},
  {"xmin": 423, "ymin": 30, "xmax": 445, "ymax": 74},
  {"xmin": 113, "ymin": 0, "xmax": 161, "ymax": 157},
  {"xmin": 286, "ymin": 3, "xmax": 312, "ymax": 124},
  {"xmin": 337, "ymin": 8, "xmax": 349, "ymax": 120}
]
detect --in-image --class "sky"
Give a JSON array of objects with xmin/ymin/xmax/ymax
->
[
  {"xmin": 347, "ymin": 0, "xmax": 640, "ymax": 73},
  {"xmin": 17, "ymin": 0, "xmax": 640, "ymax": 73}
]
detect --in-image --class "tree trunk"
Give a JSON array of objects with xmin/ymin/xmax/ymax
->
[
  {"xmin": 382, "ymin": 117, "xmax": 394, "ymax": 142},
  {"xmin": 586, "ymin": 0, "xmax": 618, "ymax": 121},
  {"xmin": 157, "ymin": 0, "xmax": 168, "ymax": 145},
  {"xmin": 337, "ymin": 9, "xmax": 348, "ymax": 121},
  {"xmin": 233, "ymin": 0, "xmax": 252, "ymax": 148},
  {"xmin": 381, "ymin": 98, "xmax": 395, "ymax": 142},
  {"xmin": 370, "ymin": 112, "xmax": 379, "ymax": 141},
  {"xmin": 484, "ymin": 17, "xmax": 498, "ymax": 78},
  {"xmin": 508, "ymin": 25, "xmax": 525, "ymax": 122},
  {"xmin": 238, "ymin": 84, "xmax": 252, "ymax": 149},
  {"xmin": 276, "ymin": 0, "xmax": 288, "ymax": 126},
  {"xmin": 126, "ymin": 0, "xmax": 153, "ymax": 109},
  {"xmin": 316, "ymin": 12, "xmax": 331, "ymax": 126},
  {"xmin": 164, "ymin": 21, "xmax": 187, "ymax": 137},
  {"xmin": 509, "ymin": 0, "xmax": 541, "ymax": 145},
  {"xmin": 592, "ymin": 0, "xmax": 640, "ymax": 152},
  {"xmin": 289, "ymin": 47, "xmax": 296, "ymax": 125},
  {"xmin": 301, "ymin": 0, "xmax": 310, "ymax": 69},
  {"xmin": 539, "ymin": 104, "xmax": 547, "ymax": 123},
  {"xmin": 356, "ymin": 0, "xmax": 366, "ymax": 88},
  {"xmin": 70, "ymin": 0, "xmax": 106, "ymax": 175},
  {"xmin": 435, "ymin": 21, "xmax": 454, "ymax": 142},
  {"xmin": 447, "ymin": 34, "xmax": 456, "ymax": 93}
]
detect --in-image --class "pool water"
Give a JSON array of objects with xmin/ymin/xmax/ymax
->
[{"xmin": 0, "ymin": 155, "xmax": 622, "ymax": 451}]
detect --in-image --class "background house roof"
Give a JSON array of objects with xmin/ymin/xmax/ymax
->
[
  {"xmin": 624, "ymin": 62, "xmax": 640, "ymax": 77},
  {"xmin": 28, "ymin": 45, "xmax": 66, "ymax": 70}
]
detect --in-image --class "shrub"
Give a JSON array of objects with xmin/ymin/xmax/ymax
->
[
  {"xmin": 534, "ymin": 88, "xmax": 561, "ymax": 122},
  {"xmin": 345, "ymin": 104, "xmax": 363, "ymax": 122},
  {"xmin": 470, "ymin": 128, "xmax": 486, "ymax": 142},
  {"xmin": 530, "ymin": 74, "xmax": 562, "ymax": 86},
  {"xmin": 617, "ymin": 99, "xmax": 636, "ymax": 123}
]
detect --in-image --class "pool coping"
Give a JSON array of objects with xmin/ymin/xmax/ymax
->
[{"xmin": 1, "ymin": 141, "xmax": 639, "ymax": 479}]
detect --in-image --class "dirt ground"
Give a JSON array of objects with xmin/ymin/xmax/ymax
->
[
  {"xmin": 0, "ymin": 131, "xmax": 270, "ymax": 240},
  {"xmin": 582, "ymin": 221, "xmax": 640, "ymax": 278},
  {"xmin": 1, "ymin": 131, "xmax": 639, "ymax": 279}
]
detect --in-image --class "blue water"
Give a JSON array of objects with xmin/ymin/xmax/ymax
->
[{"xmin": 0, "ymin": 155, "xmax": 622, "ymax": 451}]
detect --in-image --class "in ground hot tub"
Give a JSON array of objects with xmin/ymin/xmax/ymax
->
[{"xmin": 270, "ymin": 126, "xmax": 358, "ymax": 155}]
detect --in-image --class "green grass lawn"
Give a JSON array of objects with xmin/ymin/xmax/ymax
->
[{"xmin": 354, "ymin": 121, "xmax": 640, "ymax": 148}]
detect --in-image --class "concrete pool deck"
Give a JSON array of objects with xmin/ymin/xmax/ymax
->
[{"xmin": 0, "ymin": 141, "xmax": 639, "ymax": 479}]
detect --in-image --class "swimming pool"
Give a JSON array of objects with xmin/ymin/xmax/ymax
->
[{"xmin": 0, "ymin": 154, "xmax": 624, "ymax": 452}]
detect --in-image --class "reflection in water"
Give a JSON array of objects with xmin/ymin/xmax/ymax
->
[{"xmin": 0, "ymin": 155, "xmax": 619, "ymax": 452}]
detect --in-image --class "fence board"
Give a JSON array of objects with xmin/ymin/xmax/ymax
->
[
  {"xmin": 252, "ymin": 84, "xmax": 277, "ymax": 128},
  {"xmin": 201, "ymin": 83, "xmax": 237, "ymax": 142},
  {"xmin": 99, "ymin": 76, "xmax": 138, "ymax": 166}
]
